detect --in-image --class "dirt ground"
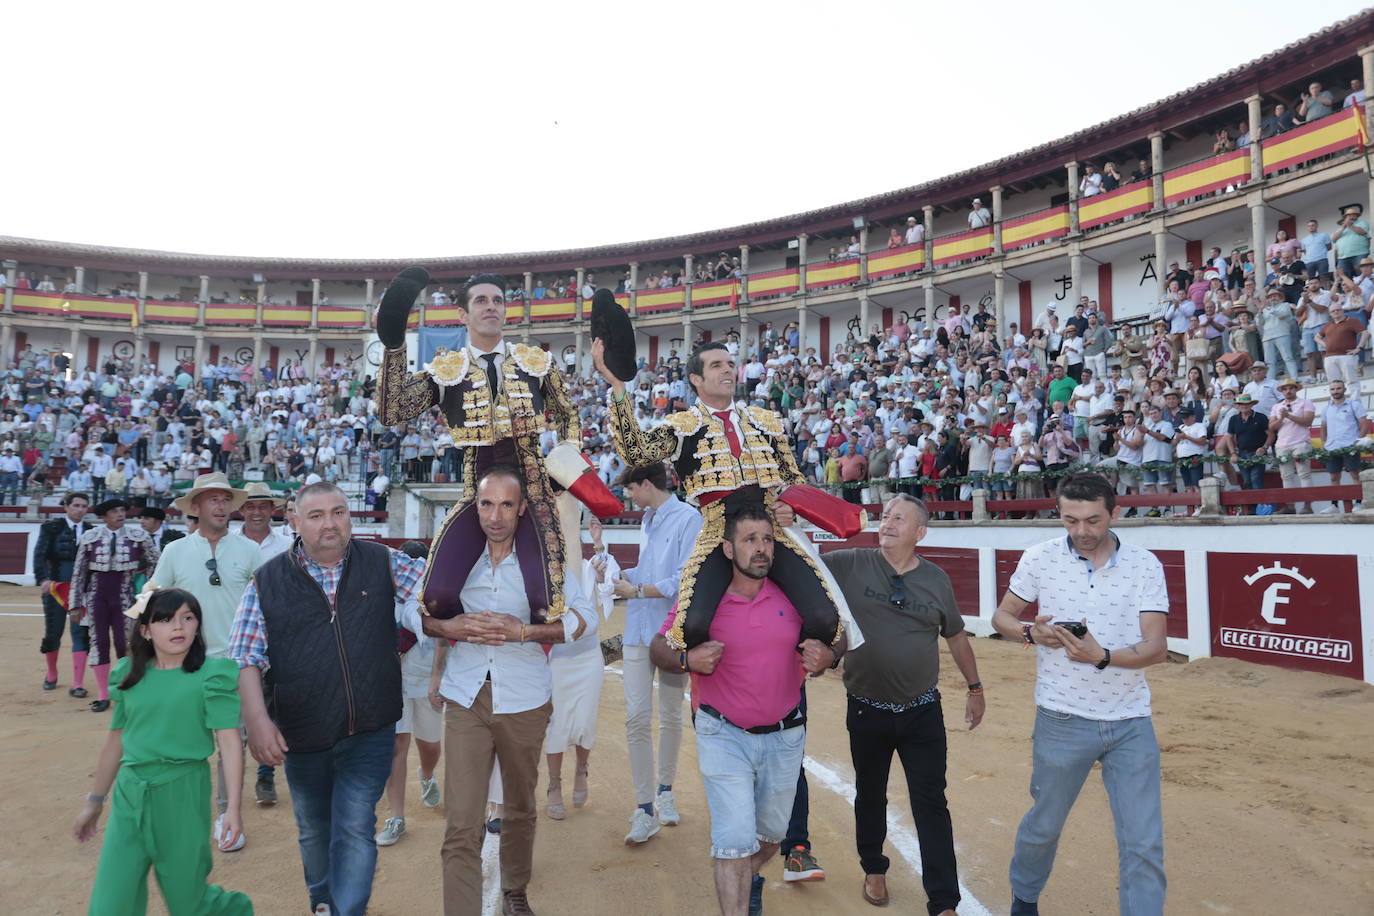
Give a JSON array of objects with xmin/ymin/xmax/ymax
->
[{"xmin": 2, "ymin": 583, "xmax": 1371, "ymax": 916}]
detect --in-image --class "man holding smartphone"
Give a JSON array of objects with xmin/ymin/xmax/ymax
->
[{"xmin": 992, "ymin": 472, "xmax": 1170, "ymax": 916}]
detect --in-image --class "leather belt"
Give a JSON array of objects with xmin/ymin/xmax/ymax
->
[{"xmin": 699, "ymin": 703, "xmax": 806, "ymax": 735}]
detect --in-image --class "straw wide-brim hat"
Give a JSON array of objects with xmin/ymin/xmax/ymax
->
[
  {"xmin": 173, "ymin": 472, "xmax": 248, "ymax": 514},
  {"xmin": 241, "ymin": 481, "xmax": 285, "ymax": 507}
]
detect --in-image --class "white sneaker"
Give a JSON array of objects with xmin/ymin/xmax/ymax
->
[
  {"xmin": 314, "ymin": 906, "xmax": 332, "ymax": 916},
  {"xmin": 376, "ymin": 816, "xmax": 406, "ymax": 846},
  {"xmin": 656, "ymin": 790, "xmax": 681, "ymax": 826},
  {"xmin": 624, "ymin": 808, "xmax": 661, "ymax": 844},
  {"xmin": 418, "ymin": 767, "xmax": 441, "ymax": 808},
  {"xmin": 214, "ymin": 814, "xmax": 246, "ymax": 852}
]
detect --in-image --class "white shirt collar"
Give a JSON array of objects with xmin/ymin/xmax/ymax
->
[{"xmin": 468, "ymin": 339, "xmax": 507, "ymax": 361}]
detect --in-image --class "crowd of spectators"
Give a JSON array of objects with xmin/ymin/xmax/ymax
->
[{"xmin": 4, "ymin": 212, "xmax": 1372, "ymax": 520}]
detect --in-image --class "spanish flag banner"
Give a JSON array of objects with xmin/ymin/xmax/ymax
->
[{"xmin": 1262, "ymin": 105, "xmax": 1368, "ymax": 175}]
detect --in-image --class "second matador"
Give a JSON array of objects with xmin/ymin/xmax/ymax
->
[
  {"xmin": 376, "ymin": 269, "xmax": 617, "ymax": 623},
  {"xmin": 592, "ymin": 318, "xmax": 864, "ymax": 652}
]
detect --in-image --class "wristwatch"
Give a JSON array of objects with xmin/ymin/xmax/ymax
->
[
  {"xmin": 635, "ymin": 584, "xmax": 644, "ymax": 599},
  {"xmin": 1094, "ymin": 648, "xmax": 1112, "ymax": 670}
]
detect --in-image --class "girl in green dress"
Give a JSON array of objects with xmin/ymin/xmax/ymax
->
[{"xmin": 74, "ymin": 588, "xmax": 253, "ymax": 915}]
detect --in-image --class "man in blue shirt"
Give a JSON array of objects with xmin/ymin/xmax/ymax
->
[
  {"xmin": 610, "ymin": 461, "xmax": 703, "ymax": 844},
  {"xmin": 1299, "ymin": 219, "xmax": 1332, "ymax": 281}
]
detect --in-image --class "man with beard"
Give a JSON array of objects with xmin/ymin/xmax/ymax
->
[{"xmin": 649, "ymin": 503, "xmax": 844, "ymax": 916}]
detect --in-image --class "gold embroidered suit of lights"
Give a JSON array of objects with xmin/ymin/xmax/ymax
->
[
  {"xmin": 377, "ymin": 341, "xmax": 579, "ymax": 623},
  {"xmin": 607, "ymin": 398, "xmax": 839, "ymax": 651}
]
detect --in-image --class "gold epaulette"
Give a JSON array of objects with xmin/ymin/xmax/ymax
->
[
  {"xmin": 745, "ymin": 405, "xmax": 785, "ymax": 437},
  {"xmin": 666, "ymin": 409, "xmax": 705, "ymax": 437},
  {"xmin": 424, "ymin": 349, "xmax": 469, "ymax": 390},
  {"xmin": 511, "ymin": 344, "xmax": 552, "ymax": 378}
]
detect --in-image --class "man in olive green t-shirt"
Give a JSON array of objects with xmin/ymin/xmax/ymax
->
[{"xmin": 819, "ymin": 494, "xmax": 985, "ymax": 914}]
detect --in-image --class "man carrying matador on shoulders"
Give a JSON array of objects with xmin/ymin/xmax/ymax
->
[
  {"xmin": 374, "ymin": 269, "xmax": 620, "ymax": 624},
  {"xmin": 588, "ymin": 291, "xmax": 864, "ymax": 653}
]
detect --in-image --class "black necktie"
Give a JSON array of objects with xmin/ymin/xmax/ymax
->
[{"xmin": 481, "ymin": 353, "xmax": 500, "ymax": 396}]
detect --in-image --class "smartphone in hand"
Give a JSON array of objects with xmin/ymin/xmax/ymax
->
[{"xmin": 1053, "ymin": 621, "xmax": 1088, "ymax": 639}]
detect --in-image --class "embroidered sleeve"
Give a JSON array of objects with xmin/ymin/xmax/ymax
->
[
  {"xmin": 377, "ymin": 346, "xmax": 437, "ymax": 426},
  {"xmin": 748, "ymin": 406, "xmax": 804, "ymax": 485},
  {"xmin": 542, "ymin": 367, "xmax": 580, "ymax": 444},
  {"xmin": 609, "ymin": 395, "xmax": 679, "ymax": 466}
]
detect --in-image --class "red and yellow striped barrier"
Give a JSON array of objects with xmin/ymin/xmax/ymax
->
[
  {"xmin": 12, "ymin": 291, "xmax": 70, "ymax": 316},
  {"xmin": 318, "ymin": 306, "xmax": 366, "ymax": 328},
  {"xmin": 262, "ymin": 306, "xmax": 313, "ymax": 327},
  {"xmin": 143, "ymin": 302, "xmax": 198, "ymax": 324},
  {"xmin": 805, "ymin": 257, "xmax": 861, "ymax": 291},
  {"xmin": 932, "ymin": 227, "xmax": 993, "ymax": 267},
  {"xmin": 205, "ymin": 304, "xmax": 258, "ymax": 325},
  {"xmin": 1078, "ymin": 181, "xmax": 1154, "ymax": 229},
  {"xmin": 691, "ymin": 278, "xmax": 738, "ymax": 307},
  {"xmin": 746, "ymin": 268, "xmax": 800, "ymax": 299},
  {"xmin": 530, "ymin": 297, "xmax": 576, "ymax": 322},
  {"xmin": 637, "ymin": 286, "xmax": 685, "ymax": 314},
  {"xmin": 1001, "ymin": 207, "xmax": 1070, "ymax": 250},
  {"xmin": 1263, "ymin": 105, "xmax": 1368, "ymax": 174},
  {"xmin": 867, "ymin": 243, "xmax": 926, "ymax": 279},
  {"xmin": 1163, "ymin": 149, "xmax": 1250, "ymax": 204}
]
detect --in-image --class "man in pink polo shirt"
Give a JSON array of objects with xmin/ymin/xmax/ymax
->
[{"xmin": 651, "ymin": 504, "xmax": 844, "ymax": 916}]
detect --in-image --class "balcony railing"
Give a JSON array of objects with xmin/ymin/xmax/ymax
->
[{"xmin": 5, "ymin": 108, "xmax": 1367, "ymax": 332}]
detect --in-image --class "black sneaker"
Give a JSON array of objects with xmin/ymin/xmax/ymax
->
[
  {"xmin": 783, "ymin": 845, "xmax": 824, "ymax": 882},
  {"xmin": 1010, "ymin": 896, "xmax": 1040, "ymax": 915},
  {"xmin": 255, "ymin": 775, "xmax": 277, "ymax": 806},
  {"xmin": 748, "ymin": 874, "xmax": 764, "ymax": 915},
  {"xmin": 486, "ymin": 817, "xmax": 502, "ymax": 834}
]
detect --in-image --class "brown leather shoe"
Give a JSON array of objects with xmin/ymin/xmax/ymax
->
[
  {"xmin": 502, "ymin": 889, "xmax": 536, "ymax": 915},
  {"xmin": 862, "ymin": 874, "xmax": 890, "ymax": 907}
]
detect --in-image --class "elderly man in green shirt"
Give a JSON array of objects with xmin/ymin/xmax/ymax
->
[{"xmin": 149, "ymin": 471, "xmax": 263, "ymax": 847}]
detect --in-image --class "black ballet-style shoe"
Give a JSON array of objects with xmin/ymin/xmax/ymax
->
[
  {"xmin": 90, "ymin": 699, "xmax": 111, "ymax": 712},
  {"xmin": 42, "ymin": 678, "xmax": 57, "ymax": 691},
  {"xmin": 69, "ymin": 687, "xmax": 88, "ymax": 698}
]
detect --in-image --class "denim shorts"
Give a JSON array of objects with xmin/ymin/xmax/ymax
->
[
  {"xmin": 1301, "ymin": 326, "xmax": 1326, "ymax": 355},
  {"xmin": 694, "ymin": 708, "xmax": 805, "ymax": 859},
  {"xmin": 1142, "ymin": 462, "xmax": 1173, "ymax": 485},
  {"xmin": 1179, "ymin": 463, "xmax": 1203, "ymax": 487},
  {"xmin": 1325, "ymin": 453, "xmax": 1362, "ymax": 474}
]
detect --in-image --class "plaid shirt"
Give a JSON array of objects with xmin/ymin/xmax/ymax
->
[{"xmin": 229, "ymin": 541, "xmax": 424, "ymax": 671}]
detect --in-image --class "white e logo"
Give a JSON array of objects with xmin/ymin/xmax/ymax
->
[
  {"xmin": 1243, "ymin": 562, "xmax": 1316, "ymax": 627},
  {"xmin": 1259, "ymin": 581, "xmax": 1292, "ymax": 625}
]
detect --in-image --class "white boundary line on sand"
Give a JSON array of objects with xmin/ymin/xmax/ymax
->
[
  {"xmin": 803, "ymin": 755, "xmax": 994, "ymax": 916},
  {"xmin": 0, "ymin": 612, "xmax": 42, "ymax": 616}
]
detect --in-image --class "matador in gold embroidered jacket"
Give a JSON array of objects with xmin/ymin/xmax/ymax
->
[
  {"xmin": 607, "ymin": 395, "xmax": 859, "ymax": 652},
  {"xmin": 377, "ymin": 332, "xmax": 580, "ymax": 624}
]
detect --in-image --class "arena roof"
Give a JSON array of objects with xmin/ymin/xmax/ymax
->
[{"xmin": 3, "ymin": 9, "xmax": 1372, "ymax": 280}]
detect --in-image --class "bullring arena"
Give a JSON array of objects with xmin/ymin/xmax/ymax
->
[{"xmin": 5, "ymin": 11, "xmax": 1374, "ymax": 916}]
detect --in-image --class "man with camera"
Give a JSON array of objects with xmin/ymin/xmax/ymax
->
[{"xmin": 993, "ymin": 471, "xmax": 1169, "ymax": 916}]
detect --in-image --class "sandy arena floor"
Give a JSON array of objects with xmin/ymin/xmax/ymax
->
[{"xmin": 1, "ymin": 584, "xmax": 1371, "ymax": 915}]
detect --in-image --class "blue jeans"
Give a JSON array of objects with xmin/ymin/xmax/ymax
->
[
  {"xmin": 0, "ymin": 470, "xmax": 18, "ymax": 503},
  {"xmin": 782, "ymin": 686, "xmax": 809, "ymax": 853},
  {"xmin": 284, "ymin": 725, "xmax": 396, "ymax": 916},
  {"xmin": 1237, "ymin": 457, "xmax": 1266, "ymax": 491},
  {"xmin": 694, "ymin": 709, "xmax": 805, "ymax": 859},
  {"xmin": 1262, "ymin": 335, "xmax": 1300, "ymax": 380},
  {"xmin": 1010, "ymin": 708, "xmax": 1165, "ymax": 915}
]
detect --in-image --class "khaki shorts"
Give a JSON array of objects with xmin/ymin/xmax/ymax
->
[{"xmin": 398, "ymin": 695, "xmax": 443, "ymax": 743}]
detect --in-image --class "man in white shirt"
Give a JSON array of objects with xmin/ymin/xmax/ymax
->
[
  {"xmin": 904, "ymin": 216, "xmax": 925, "ymax": 246},
  {"xmin": 968, "ymin": 198, "xmax": 992, "ymax": 229},
  {"xmin": 88, "ymin": 451, "xmax": 114, "ymax": 502},
  {"xmin": 1241, "ymin": 362, "xmax": 1281, "ymax": 415},
  {"xmin": 992, "ymin": 472, "xmax": 1169, "ymax": 916},
  {"xmin": 1068, "ymin": 368, "xmax": 1096, "ymax": 444},
  {"xmin": 0, "ymin": 446, "xmax": 23, "ymax": 504},
  {"xmin": 889, "ymin": 433, "xmax": 921, "ymax": 496},
  {"xmin": 421, "ymin": 468, "xmax": 591, "ymax": 916}
]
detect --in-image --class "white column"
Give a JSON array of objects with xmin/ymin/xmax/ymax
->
[
  {"xmin": 197, "ymin": 275, "xmax": 209, "ymax": 326},
  {"xmin": 74, "ymin": 265, "xmax": 86, "ymax": 293},
  {"xmin": 1154, "ymin": 225, "xmax": 1168, "ymax": 293},
  {"xmin": 859, "ymin": 292, "xmax": 870, "ymax": 338},
  {"xmin": 990, "ymin": 185, "xmax": 1004, "ymax": 255},
  {"xmin": 739, "ymin": 244, "xmax": 750, "ymax": 302},
  {"xmin": 994, "ymin": 270, "xmax": 1006, "ymax": 331},
  {"xmin": 575, "ymin": 268, "xmax": 586, "ymax": 322},
  {"xmin": 310, "ymin": 278, "xmax": 321, "ymax": 329},
  {"xmin": 1246, "ymin": 94, "xmax": 1264, "ymax": 184},
  {"xmin": 1250, "ymin": 192, "xmax": 1268, "ymax": 286},
  {"xmin": 628, "ymin": 262, "xmax": 639, "ymax": 315},
  {"xmin": 1066, "ymin": 161, "xmax": 1081, "ymax": 234},
  {"xmin": 922, "ymin": 205, "xmax": 934, "ymax": 270},
  {"xmin": 1150, "ymin": 131, "xmax": 1165, "ymax": 210},
  {"xmin": 923, "ymin": 279, "xmax": 935, "ymax": 329},
  {"xmin": 1069, "ymin": 240, "xmax": 1083, "ymax": 305}
]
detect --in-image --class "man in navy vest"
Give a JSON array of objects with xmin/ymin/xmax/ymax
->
[{"xmin": 229, "ymin": 481, "xmax": 426, "ymax": 916}]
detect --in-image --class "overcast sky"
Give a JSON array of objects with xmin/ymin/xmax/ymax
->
[{"xmin": 10, "ymin": 1, "xmax": 1368, "ymax": 260}]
